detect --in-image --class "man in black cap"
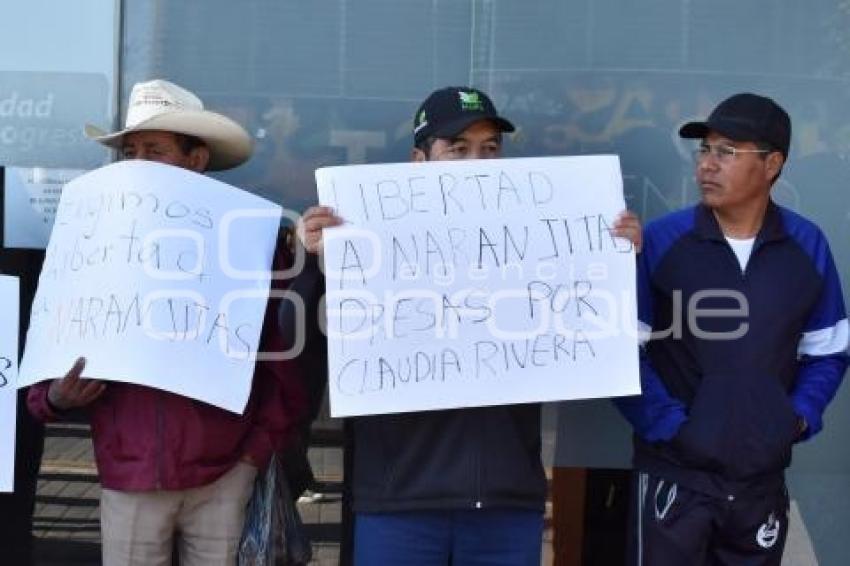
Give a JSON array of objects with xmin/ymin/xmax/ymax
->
[
  {"xmin": 409, "ymin": 86, "xmax": 515, "ymax": 161},
  {"xmin": 616, "ymin": 93, "xmax": 848, "ymax": 565},
  {"xmin": 297, "ymin": 86, "xmax": 641, "ymax": 564}
]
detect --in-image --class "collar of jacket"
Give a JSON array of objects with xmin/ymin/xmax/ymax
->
[{"xmin": 693, "ymin": 200, "xmax": 786, "ymax": 245}]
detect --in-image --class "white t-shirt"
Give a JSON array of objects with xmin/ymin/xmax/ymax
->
[{"xmin": 726, "ymin": 236, "xmax": 756, "ymax": 272}]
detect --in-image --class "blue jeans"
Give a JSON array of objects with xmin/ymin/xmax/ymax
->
[{"xmin": 354, "ymin": 508, "xmax": 543, "ymax": 565}]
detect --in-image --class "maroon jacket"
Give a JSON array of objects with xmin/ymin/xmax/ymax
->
[{"xmin": 28, "ymin": 243, "xmax": 306, "ymax": 491}]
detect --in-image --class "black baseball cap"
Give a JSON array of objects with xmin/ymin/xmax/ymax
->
[
  {"xmin": 679, "ymin": 93, "xmax": 791, "ymax": 158},
  {"xmin": 413, "ymin": 86, "xmax": 515, "ymax": 145}
]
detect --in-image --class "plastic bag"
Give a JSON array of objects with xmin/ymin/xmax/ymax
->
[{"xmin": 238, "ymin": 453, "xmax": 313, "ymax": 565}]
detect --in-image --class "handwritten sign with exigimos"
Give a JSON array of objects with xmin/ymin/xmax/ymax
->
[
  {"xmin": 18, "ymin": 161, "xmax": 282, "ymax": 413},
  {"xmin": 316, "ymin": 155, "xmax": 640, "ymax": 417},
  {"xmin": 0, "ymin": 276, "xmax": 19, "ymax": 492}
]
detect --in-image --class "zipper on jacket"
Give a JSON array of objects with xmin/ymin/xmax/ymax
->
[
  {"xmin": 725, "ymin": 235, "xmax": 771, "ymax": 281},
  {"xmin": 473, "ymin": 412, "xmax": 483, "ymax": 509},
  {"xmin": 721, "ymin": 239, "xmax": 751, "ymax": 282}
]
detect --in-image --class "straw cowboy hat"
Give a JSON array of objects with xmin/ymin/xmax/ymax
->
[{"xmin": 85, "ymin": 79, "xmax": 253, "ymax": 171}]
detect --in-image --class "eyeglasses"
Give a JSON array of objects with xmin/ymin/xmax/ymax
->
[{"xmin": 693, "ymin": 143, "xmax": 770, "ymax": 163}]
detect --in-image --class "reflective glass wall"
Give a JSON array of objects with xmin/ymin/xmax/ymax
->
[
  {"xmin": 0, "ymin": 0, "xmax": 117, "ymax": 169},
  {"xmin": 0, "ymin": 0, "xmax": 118, "ymax": 247}
]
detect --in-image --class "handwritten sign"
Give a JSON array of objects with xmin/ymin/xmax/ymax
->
[
  {"xmin": 18, "ymin": 160, "xmax": 282, "ymax": 413},
  {"xmin": 316, "ymin": 155, "xmax": 640, "ymax": 417},
  {"xmin": 0, "ymin": 276, "xmax": 19, "ymax": 492}
]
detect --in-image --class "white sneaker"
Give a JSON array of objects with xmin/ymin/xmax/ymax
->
[{"xmin": 297, "ymin": 489, "xmax": 325, "ymax": 504}]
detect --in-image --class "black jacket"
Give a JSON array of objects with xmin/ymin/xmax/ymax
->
[
  {"xmin": 352, "ymin": 403, "xmax": 547, "ymax": 513},
  {"xmin": 281, "ymin": 253, "xmax": 547, "ymax": 513},
  {"xmin": 617, "ymin": 203, "xmax": 849, "ymax": 498}
]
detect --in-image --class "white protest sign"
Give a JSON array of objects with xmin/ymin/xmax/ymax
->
[
  {"xmin": 0, "ymin": 275, "xmax": 19, "ymax": 492},
  {"xmin": 18, "ymin": 160, "xmax": 282, "ymax": 413},
  {"xmin": 316, "ymin": 155, "xmax": 640, "ymax": 417}
]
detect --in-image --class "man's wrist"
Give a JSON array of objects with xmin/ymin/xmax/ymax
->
[{"xmin": 46, "ymin": 393, "xmax": 68, "ymax": 414}]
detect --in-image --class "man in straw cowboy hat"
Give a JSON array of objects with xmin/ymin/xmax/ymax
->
[{"xmin": 27, "ymin": 79, "xmax": 305, "ymax": 565}]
